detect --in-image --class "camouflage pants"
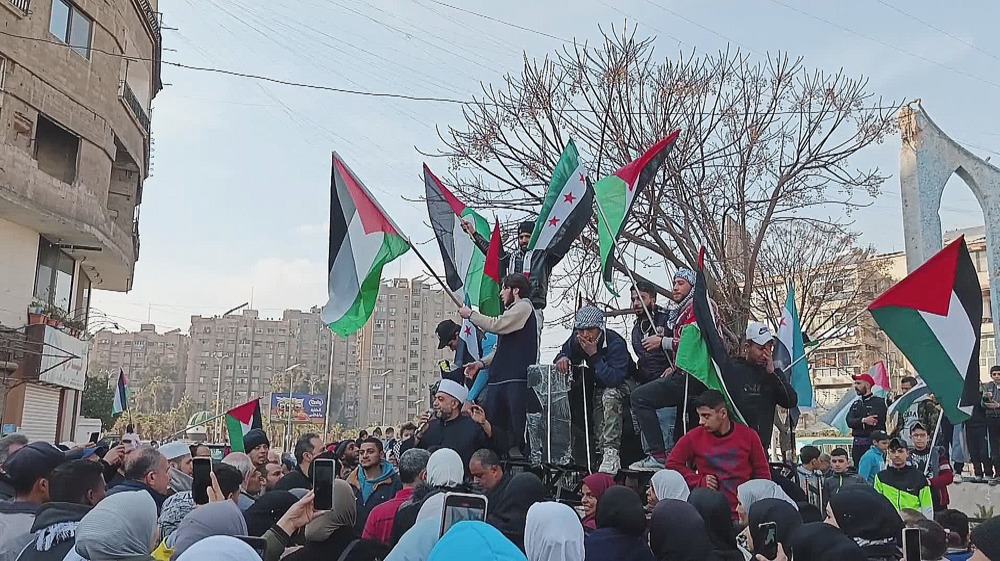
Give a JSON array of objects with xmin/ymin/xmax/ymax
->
[{"xmin": 595, "ymin": 384, "xmax": 629, "ymax": 450}]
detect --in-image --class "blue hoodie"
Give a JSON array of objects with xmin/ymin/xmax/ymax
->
[
  {"xmin": 858, "ymin": 446, "xmax": 886, "ymax": 484},
  {"xmin": 428, "ymin": 521, "xmax": 527, "ymax": 561},
  {"xmin": 357, "ymin": 460, "xmax": 398, "ymax": 502}
]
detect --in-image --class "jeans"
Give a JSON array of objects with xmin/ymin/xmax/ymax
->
[
  {"xmin": 987, "ymin": 417, "xmax": 1000, "ymax": 475},
  {"xmin": 967, "ymin": 423, "xmax": 991, "ymax": 477},
  {"xmin": 630, "ymin": 373, "xmax": 706, "ymax": 456}
]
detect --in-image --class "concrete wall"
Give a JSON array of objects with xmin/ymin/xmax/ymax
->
[{"xmin": 0, "ymin": 217, "xmax": 38, "ymax": 327}]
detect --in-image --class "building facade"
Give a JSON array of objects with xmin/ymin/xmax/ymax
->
[
  {"xmin": 89, "ymin": 324, "xmax": 189, "ymax": 411},
  {"xmin": 0, "ymin": 0, "xmax": 161, "ymax": 441}
]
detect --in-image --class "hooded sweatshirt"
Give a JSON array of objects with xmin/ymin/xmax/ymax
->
[
  {"xmin": 584, "ymin": 486, "xmax": 654, "ymax": 561},
  {"xmin": 349, "ymin": 461, "xmax": 402, "ymax": 532},
  {"xmin": 0, "ymin": 500, "xmax": 40, "ymax": 561},
  {"xmin": 858, "ymin": 446, "xmax": 887, "ymax": 485},
  {"xmin": 75, "ymin": 490, "xmax": 158, "ymax": 561},
  {"xmin": 487, "ymin": 473, "xmax": 547, "ymax": 551},
  {"xmin": 524, "ymin": 502, "xmax": 584, "ymax": 561},
  {"xmin": 427, "ymin": 521, "xmax": 527, "ymax": 561},
  {"xmin": 13, "ymin": 502, "xmax": 91, "ymax": 561}
]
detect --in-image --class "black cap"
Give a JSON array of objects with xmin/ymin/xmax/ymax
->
[
  {"xmin": 435, "ymin": 320, "xmax": 461, "ymax": 349},
  {"xmin": 971, "ymin": 516, "xmax": 1000, "ymax": 560},
  {"xmin": 518, "ymin": 221, "xmax": 534, "ymax": 235},
  {"xmin": 2, "ymin": 442, "xmax": 66, "ymax": 491},
  {"xmin": 888, "ymin": 437, "xmax": 908, "ymax": 451},
  {"xmin": 871, "ymin": 430, "xmax": 890, "ymax": 442},
  {"xmin": 243, "ymin": 428, "xmax": 270, "ymax": 452}
]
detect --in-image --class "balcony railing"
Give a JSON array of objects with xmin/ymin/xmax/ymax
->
[
  {"xmin": 121, "ymin": 82, "xmax": 151, "ymax": 134},
  {"xmin": 3, "ymin": 0, "xmax": 30, "ymax": 13}
]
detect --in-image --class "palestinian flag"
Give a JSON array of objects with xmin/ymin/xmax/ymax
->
[
  {"xmin": 424, "ymin": 164, "xmax": 496, "ymax": 315},
  {"xmin": 322, "ymin": 153, "xmax": 410, "ymax": 337},
  {"xmin": 481, "ymin": 219, "xmax": 502, "ymax": 316},
  {"xmin": 522, "ymin": 140, "xmax": 594, "ymax": 274},
  {"xmin": 887, "ymin": 380, "xmax": 931, "ymax": 428},
  {"xmin": 594, "ymin": 131, "xmax": 680, "ymax": 295},
  {"xmin": 774, "ymin": 282, "xmax": 813, "ymax": 424},
  {"xmin": 820, "ymin": 362, "xmax": 891, "ymax": 435},
  {"xmin": 674, "ymin": 259, "xmax": 746, "ymax": 424},
  {"xmin": 226, "ymin": 399, "xmax": 263, "ymax": 453},
  {"xmin": 868, "ymin": 236, "xmax": 982, "ymax": 423},
  {"xmin": 112, "ymin": 367, "xmax": 129, "ymax": 415}
]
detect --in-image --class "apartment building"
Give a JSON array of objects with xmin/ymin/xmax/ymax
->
[
  {"xmin": 0, "ymin": 0, "xmax": 162, "ymax": 441},
  {"xmin": 89, "ymin": 324, "xmax": 189, "ymax": 410}
]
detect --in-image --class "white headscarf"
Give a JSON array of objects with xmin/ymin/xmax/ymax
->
[
  {"xmin": 417, "ymin": 493, "xmax": 447, "ymax": 522},
  {"xmin": 75, "ymin": 490, "xmax": 158, "ymax": 559},
  {"xmin": 737, "ymin": 479, "xmax": 798, "ymax": 511},
  {"xmin": 426, "ymin": 448, "xmax": 463, "ymax": 488},
  {"xmin": 524, "ymin": 502, "xmax": 584, "ymax": 561},
  {"xmin": 176, "ymin": 535, "xmax": 260, "ymax": 561},
  {"xmin": 386, "ymin": 519, "xmax": 441, "ymax": 561},
  {"xmin": 651, "ymin": 469, "xmax": 689, "ymax": 501}
]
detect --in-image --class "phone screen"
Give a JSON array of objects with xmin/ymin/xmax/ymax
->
[
  {"xmin": 89, "ymin": 432, "xmax": 100, "ymax": 444},
  {"xmin": 903, "ymin": 527, "xmax": 921, "ymax": 561},
  {"xmin": 440, "ymin": 493, "xmax": 488, "ymax": 537},
  {"xmin": 192, "ymin": 457, "xmax": 212, "ymax": 505},
  {"xmin": 233, "ymin": 535, "xmax": 267, "ymax": 559},
  {"xmin": 313, "ymin": 459, "xmax": 335, "ymax": 511},
  {"xmin": 757, "ymin": 521, "xmax": 778, "ymax": 560}
]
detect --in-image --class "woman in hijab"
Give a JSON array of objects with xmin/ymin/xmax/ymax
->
[
  {"xmin": 584, "ymin": 486, "xmax": 654, "ymax": 561},
  {"xmin": 736, "ymin": 480, "xmax": 797, "ymax": 526},
  {"xmin": 427, "ymin": 521, "xmax": 528, "ymax": 561},
  {"xmin": 524, "ymin": 502, "xmax": 585, "ymax": 561},
  {"xmin": 426, "ymin": 448, "xmax": 464, "ymax": 488},
  {"xmin": 75, "ymin": 490, "xmax": 159, "ymax": 561},
  {"xmin": 390, "ymin": 448, "xmax": 469, "ymax": 545},
  {"xmin": 385, "ymin": 483, "xmax": 450, "ymax": 561},
  {"xmin": 688, "ymin": 489, "xmax": 744, "ymax": 561},
  {"xmin": 169, "ymin": 499, "xmax": 248, "ymax": 560},
  {"xmin": 747, "ymin": 499, "xmax": 802, "ymax": 561},
  {"xmin": 175, "ymin": 536, "xmax": 261, "ymax": 561},
  {"xmin": 826, "ymin": 487, "xmax": 903, "ymax": 561},
  {"xmin": 648, "ymin": 499, "xmax": 715, "ymax": 561},
  {"xmin": 789, "ymin": 522, "xmax": 867, "ymax": 561},
  {"xmin": 243, "ymin": 491, "xmax": 299, "ymax": 537},
  {"xmin": 580, "ymin": 473, "xmax": 615, "ymax": 532},
  {"xmin": 283, "ymin": 480, "xmax": 386, "ymax": 561},
  {"xmin": 488, "ymin": 473, "xmax": 548, "ymax": 551},
  {"xmin": 647, "ymin": 470, "xmax": 689, "ymax": 507}
]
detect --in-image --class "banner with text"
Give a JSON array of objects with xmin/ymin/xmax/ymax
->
[{"xmin": 270, "ymin": 394, "xmax": 326, "ymax": 424}]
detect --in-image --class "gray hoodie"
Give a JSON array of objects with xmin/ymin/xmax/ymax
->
[
  {"xmin": 13, "ymin": 502, "xmax": 91, "ymax": 561},
  {"xmin": 0, "ymin": 501, "xmax": 40, "ymax": 561}
]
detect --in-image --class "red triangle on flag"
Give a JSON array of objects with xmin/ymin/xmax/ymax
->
[
  {"xmin": 423, "ymin": 164, "xmax": 467, "ymax": 216},
  {"xmin": 334, "ymin": 154, "xmax": 401, "ymax": 237},
  {"xmin": 484, "ymin": 220, "xmax": 502, "ymax": 285},
  {"xmin": 868, "ymin": 236, "xmax": 964, "ymax": 316},
  {"xmin": 614, "ymin": 130, "xmax": 681, "ymax": 187},
  {"xmin": 227, "ymin": 399, "xmax": 261, "ymax": 424}
]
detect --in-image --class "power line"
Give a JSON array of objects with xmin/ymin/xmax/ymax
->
[
  {"xmin": 645, "ymin": 0, "xmax": 761, "ymax": 56},
  {"xmin": 766, "ymin": 0, "xmax": 1000, "ymax": 91},
  {"xmin": 874, "ymin": 0, "xmax": 1000, "ymax": 66},
  {"xmin": 423, "ymin": 0, "xmax": 570, "ymax": 42}
]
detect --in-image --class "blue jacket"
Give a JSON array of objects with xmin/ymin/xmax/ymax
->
[
  {"xmin": 555, "ymin": 329, "xmax": 633, "ymax": 388},
  {"xmin": 858, "ymin": 447, "xmax": 886, "ymax": 485},
  {"xmin": 428, "ymin": 521, "xmax": 527, "ymax": 561}
]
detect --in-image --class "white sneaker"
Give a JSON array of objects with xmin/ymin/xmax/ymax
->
[
  {"xmin": 954, "ymin": 473, "xmax": 964, "ymax": 484},
  {"xmin": 628, "ymin": 455, "xmax": 665, "ymax": 472},
  {"xmin": 598, "ymin": 448, "xmax": 620, "ymax": 474}
]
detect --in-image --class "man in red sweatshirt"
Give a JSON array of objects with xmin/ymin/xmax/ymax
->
[{"xmin": 666, "ymin": 389, "xmax": 771, "ymax": 518}]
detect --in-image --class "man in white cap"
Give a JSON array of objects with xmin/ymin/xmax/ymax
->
[
  {"xmin": 399, "ymin": 378, "xmax": 502, "ymax": 471},
  {"xmin": 727, "ymin": 321, "xmax": 798, "ymax": 455},
  {"xmin": 158, "ymin": 441, "xmax": 193, "ymax": 494}
]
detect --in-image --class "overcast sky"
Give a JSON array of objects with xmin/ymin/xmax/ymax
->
[{"xmin": 93, "ymin": 0, "xmax": 1000, "ymax": 354}]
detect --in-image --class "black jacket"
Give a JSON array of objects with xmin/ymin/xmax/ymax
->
[
  {"xmin": 630, "ymin": 306, "xmax": 672, "ymax": 384},
  {"xmin": 107, "ymin": 479, "xmax": 169, "ymax": 514},
  {"xmin": 275, "ymin": 467, "xmax": 312, "ymax": 491},
  {"xmin": 14, "ymin": 502, "xmax": 91, "ymax": 561},
  {"xmin": 281, "ymin": 527, "xmax": 387, "ymax": 561},
  {"xmin": 846, "ymin": 393, "xmax": 888, "ymax": 440},
  {"xmin": 399, "ymin": 414, "xmax": 502, "ymax": 470},
  {"xmin": 726, "ymin": 357, "xmax": 797, "ymax": 451},
  {"xmin": 472, "ymin": 234, "xmax": 555, "ymax": 310}
]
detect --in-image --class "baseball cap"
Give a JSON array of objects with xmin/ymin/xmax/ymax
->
[
  {"xmin": 745, "ymin": 322, "xmax": 773, "ymax": 346},
  {"xmin": 3, "ymin": 442, "xmax": 67, "ymax": 490},
  {"xmin": 888, "ymin": 437, "xmax": 909, "ymax": 451},
  {"xmin": 852, "ymin": 373, "xmax": 876, "ymax": 387},
  {"xmin": 435, "ymin": 320, "xmax": 461, "ymax": 350},
  {"xmin": 871, "ymin": 430, "xmax": 890, "ymax": 442}
]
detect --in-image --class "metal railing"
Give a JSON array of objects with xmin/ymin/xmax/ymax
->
[
  {"xmin": 121, "ymin": 82, "xmax": 151, "ymax": 133},
  {"xmin": 3, "ymin": 0, "xmax": 30, "ymax": 13},
  {"xmin": 132, "ymin": 0, "xmax": 163, "ymax": 92}
]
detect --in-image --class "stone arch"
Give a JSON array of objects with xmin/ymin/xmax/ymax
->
[{"xmin": 899, "ymin": 102, "xmax": 1000, "ymax": 360}]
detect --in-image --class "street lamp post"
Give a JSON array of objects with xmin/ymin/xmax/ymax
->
[
  {"xmin": 379, "ymin": 369, "xmax": 394, "ymax": 427},
  {"xmin": 283, "ymin": 363, "xmax": 302, "ymax": 451}
]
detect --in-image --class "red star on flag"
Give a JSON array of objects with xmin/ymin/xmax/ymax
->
[
  {"xmin": 564, "ymin": 192, "xmax": 576, "ymax": 204},
  {"xmin": 548, "ymin": 216, "xmax": 560, "ymax": 227},
  {"xmin": 578, "ymin": 173, "xmax": 585, "ymax": 183},
  {"xmin": 464, "ymin": 325, "xmax": 472, "ymax": 336},
  {"xmin": 779, "ymin": 316, "xmax": 788, "ymax": 328}
]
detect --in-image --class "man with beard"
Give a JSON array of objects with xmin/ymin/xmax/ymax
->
[
  {"xmin": 335, "ymin": 440, "xmax": 359, "ymax": 479},
  {"xmin": 846, "ymin": 372, "xmax": 888, "ymax": 466},
  {"xmin": 275, "ymin": 433, "xmax": 323, "ymax": 491},
  {"xmin": 629, "ymin": 282, "xmax": 677, "ymax": 455},
  {"xmin": 399, "ymin": 379, "xmax": 498, "ymax": 469}
]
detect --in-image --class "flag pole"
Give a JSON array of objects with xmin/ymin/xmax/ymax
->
[
  {"xmin": 592, "ymin": 197, "xmax": 660, "ymax": 332},
  {"xmin": 926, "ymin": 413, "xmax": 943, "ymax": 477},
  {"xmin": 406, "ymin": 242, "xmax": 463, "ymax": 308}
]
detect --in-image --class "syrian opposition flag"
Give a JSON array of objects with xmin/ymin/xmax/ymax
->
[
  {"xmin": 226, "ymin": 399, "xmax": 263, "ymax": 453},
  {"xmin": 887, "ymin": 380, "xmax": 932, "ymax": 428},
  {"xmin": 112, "ymin": 367, "xmax": 129, "ymax": 415},
  {"xmin": 522, "ymin": 140, "xmax": 594, "ymax": 275},
  {"xmin": 773, "ymin": 282, "xmax": 814, "ymax": 422},
  {"xmin": 868, "ymin": 236, "xmax": 982, "ymax": 423},
  {"xmin": 424, "ymin": 164, "xmax": 496, "ymax": 315},
  {"xmin": 820, "ymin": 362, "xmax": 892, "ymax": 435},
  {"xmin": 322, "ymin": 153, "xmax": 410, "ymax": 337},
  {"xmin": 594, "ymin": 131, "xmax": 679, "ymax": 295},
  {"xmin": 674, "ymin": 253, "xmax": 746, "ymax": 424}
]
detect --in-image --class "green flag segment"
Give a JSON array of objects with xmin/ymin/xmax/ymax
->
[{"xmin": 675, "ymin": 324, "xmax": 746, "ymax": 424}]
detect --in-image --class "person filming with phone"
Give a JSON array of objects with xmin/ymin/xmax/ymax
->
[{"xmin": 847, "ymin": 371, "xmax": 888, "ymax": 467}]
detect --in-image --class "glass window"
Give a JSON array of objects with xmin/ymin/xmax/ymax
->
[
  {"xmin": 49, "ymin": 0, "xmax": 92, "ymax": 59},
  {"xmin": 68, "ymin": 8, "xmax": 91, "ymax": 58},
  {"xmin": 49, "ymin": 0, "xmax": 70, "ymax": 40},
  {"xmin": 33, "ymin": 237, "xmax": 75, "ymax": 312}
]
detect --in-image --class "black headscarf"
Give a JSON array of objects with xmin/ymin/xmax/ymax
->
[
  {"xmin": 688, "ymin": 488, "xmax": 739, "ymax": 556},
  {"xmin": 243, "ymin": 491, "xmax": 298, "ymax": 536},
  {"xmin": 747, "ymin": 498, "xmax": 802, "ymax": 557},
  {"xmin": 827, "ymin": 486, "xmax": 903, "ymax": 559},
  {"xmin": 649, "ymin": 499, "xmax": 714, "ymax": 561},
  {"xmin": 596, "ymin": 486, "xmax": 647, "ymax": 536},
  {"xmin": 796, "ymin": 501, "xmax": 823, "ymax": 524},
  {"xmin": 487, "ymin": 472, "xmax": 547, "ymax": 551},
  {"xmin": 789, "ymin": 522, "xmax": 867, "ymax": 561}
]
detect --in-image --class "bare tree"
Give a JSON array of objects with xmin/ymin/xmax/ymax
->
[{"xmin": 427, "ymin": 26, "xmax": 900, "ymax": 334}]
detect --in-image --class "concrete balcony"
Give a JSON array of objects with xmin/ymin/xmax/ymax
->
[{"xmin": 0, "ymin": 143, "xmax": 136, "ymax": 291}]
